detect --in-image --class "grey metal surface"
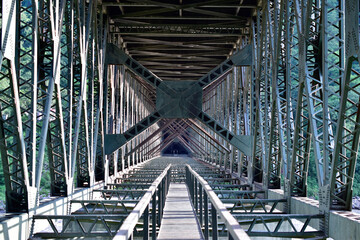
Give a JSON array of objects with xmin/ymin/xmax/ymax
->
[{"xmin": 157, "ymin": 183, "xmax": 204, "ymax": 240}]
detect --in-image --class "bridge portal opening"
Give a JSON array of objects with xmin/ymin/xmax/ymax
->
[{"xmin": 162, "ymin": 142, "xmax": 189, "ymax": 156}]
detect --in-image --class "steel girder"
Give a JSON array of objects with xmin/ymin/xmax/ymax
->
[
  {"xmin": 109, "ymin": 24, "xmax": 249, "ymax": 37},
  {"xmin": 199, "ymin": 37, "xmax": 252, "ymax": 174},
  {"xmin": 0, "ymin": 0, "xmax": 74, "ymax": 211},
  {"xmin": 251, "ymin": 3, "xmax": 271, "ymax": 186},
  {"xmin": 247, "ymin": 0, "xmax": 358, "ymax": 235},
  {"xmin": 329, "ymin": 0, "xmax": 360, "ymax": 211},
  {"xmin": 0, "ymin": 0, "xmax": 158, "ymax": 213},
  {"xmin": 104, "ymin": 43, "xmax": 254, "ymax": 156},
  {"xmin": 245, "ymin": 1, "xmax": 359, "ymax": 234},
  {"xmin": 0, "ymin": 57, "xmax": 30, "ymax": 212},
  {"xmin": 262, "ymin": 0, "xmax": 287, "ymax": 190}
]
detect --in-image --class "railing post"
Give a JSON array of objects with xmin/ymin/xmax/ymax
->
[
  {"xmin": 211, "ymin": 203, "xmax": 218, "ymax": 240},
  {"xmin": 166, "ymin": 170, "xmax": 170, "ymax": 194},
  {"xmin": 228, "ymin": 232, "xmax": 234, "ymax": 240},
  {"xmin": 152, "ymin": 193, "xmax": 157, "ymax": 240},
  {"xmin": 144, "ymin": 205, "xmax": 149, "ymax": 240},
  {"xmin": 199, "ymin": 184, "xmax": 203, "ymax": 225},
  {"xmin": 189, "ymin": 172, "xmax": 194, "ymax": 201},
  {"xmin": 192, "ymin": 175, "xmax": 195, "ymax": 203},
  {"xmin": 195, "ymin": 179, "xmax": 198, "ymax": 214},
  {"xmin": 161, "ymin": 178, "xmax": 165, "ymax": 219},
  {"xmin": 192, "ymin": 175, "xmax": 195, "ymax": 201},
  {"xmin": 158, "ymin": 184, "xmax": 162, "ymax": 226},
  {"xmin": 204, "ymin": 192, "xmax": 209, "ymax": 240}
]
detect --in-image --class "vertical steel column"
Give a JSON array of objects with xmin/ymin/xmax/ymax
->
[
  {"xmin": 251, "ymin": 4, "xmax": 268, "ymax": 185},
  {"xmin": 204, "ymin": 192, "xmax": 209, "ymax": 239},
  {"xmin": 143, "ymin": 205, "xmax": 149, "ymax": 240},
  {"xmin": 0, "ymin": 57, "xmax": 30, "ymax": 211},
  {"xmin": 288, "ymin": 0, "xmax": 312, "ymax": 198},
  {"xmin": 93, "ymin": 17, "xmax": 107, "ymax": 182},
  {"xmin": 265, "ymin": 0, "xmax": 287, "ymax": 190},
  {"xmin": 70, "ymin": 0, "xmax": 95, "ymax": 189},
  {"xmin": 211, "ymin": 203, "xmax": 218, "ymax": 240},
  {"xmin": 151, "ymin": 193, "xmax": 156, "ymax": 240},
  {"xmin": 330, "ymin": 0, "xmax": 360, "ymax": 211},
  {"xmin": 119, "ymin": 66, "xmax": 125, "ymax": 171}
]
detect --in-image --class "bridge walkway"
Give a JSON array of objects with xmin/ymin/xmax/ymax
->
[{"xmin": 158, "ymin": 182, "xmax": 204, "ymax": 240}]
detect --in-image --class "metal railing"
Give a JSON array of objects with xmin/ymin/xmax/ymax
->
[
  {"xmin": 114, "ymin": 164, "xmax": 171, "ymax": 240},
  {"xmin": 185, "ymin": 165, "xmax": 251, "ymax": 240}
]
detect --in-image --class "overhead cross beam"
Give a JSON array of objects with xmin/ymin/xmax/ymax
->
[
  {"xmin": 104, "ymin": 43, "xmax": 253, "ymax": 156},
  {"xmin": 106, "ymin": 0, "xmax": 251, "ymax": 19},
  {"xmin": 109, "ymin": 25, "xmax": 249, "ymax": 37}
]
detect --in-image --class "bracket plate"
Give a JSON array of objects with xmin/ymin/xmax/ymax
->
[{"xmin": 156, "ymin": 81, "xmax": 202, "ymax": 118}]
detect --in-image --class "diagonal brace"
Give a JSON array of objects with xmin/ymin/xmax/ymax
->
[
  {"xmin": 104, "ymin": 111, "xmax": 162, "ymax": 154},
  {"xmin": 196, "ymin": 44, "xmax": 252, "ymax": 88},
  {"xmin": 196, "ymin": 111, "xmax": 253, "ymax": 156}
]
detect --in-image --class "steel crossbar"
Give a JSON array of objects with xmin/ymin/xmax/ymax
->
[
  {"xmin": 222, "ymin": 199, "xmax": 287, "ymax": 214},
  {"xmin": 210, "ymin": 184, "xmax": 250, "ymax": 190},
  {"xmin": 232, "ymin": 214, "xmax": 325, "ymax": 238},
  {"xmin": 93, "ymin": 189, "xmax": 146, "ymax": 200},
  {"xmin": 70, "ymin": 200, "xmax": 138, "ymax": 214},
  {"xmin": 214, "ymin": 190, "xmax": 265, "ymax": 199},
  {"xmin": 115, "ymin": 178, "xmax": 159, "ymax": 183},
  {"xmin": 32, "ymin": 214, "xmax": 128, "ymax": 237},
  {"xmin": 107, "ymin": 183, "xmax": 152, "ymax": 190}
]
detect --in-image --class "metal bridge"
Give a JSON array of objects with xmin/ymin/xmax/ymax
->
[{"xmin": 0, "ymin": 0, "xmax": 360, "ymax": 239}]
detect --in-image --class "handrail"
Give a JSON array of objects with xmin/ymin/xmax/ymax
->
[
  {"xmin": 114, "ymin": 164, "xmax": 171, "ymax": 240},
  {"xmin": 186, "ymin": 164, "xmax": 251, "ymax": 240}
]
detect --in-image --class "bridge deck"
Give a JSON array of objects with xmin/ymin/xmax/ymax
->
[{"xmin": 158, "ymin": 183, "xmax": 204, "ymax": 240}]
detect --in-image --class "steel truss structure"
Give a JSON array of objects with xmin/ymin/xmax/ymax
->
[{"xmin": 0, "ymin": 0, "xmax": 360, "ymax": 238}]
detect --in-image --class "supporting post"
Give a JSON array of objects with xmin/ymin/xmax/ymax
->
[
  {"xmin": 152, "ymin": 193, "xmax": 157, "ymax": 240},
  {"xmin": 143, "ymin": 205, "xmax": 149, "ymax": 240},
  {"xmin": 211, "ymin": 203, "xmax": 218, "ymax": 240},
  {"xmin": 204, "ymin": 192, "xmax": 209, "ymax": 240},
  {"xmin": 199, "ymin": 184, "xmax": 203, "ymax": 226}
]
